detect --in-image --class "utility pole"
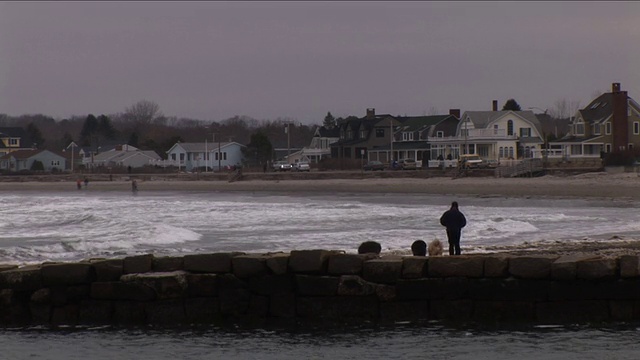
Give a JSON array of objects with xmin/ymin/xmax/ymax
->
[
  {"xmin": 389, "ymin": 118, "xmax": 394, "ymax": 168},
  {"xmin": 286, "ymin": 123, "xmax": 291, "ymax": 163}
]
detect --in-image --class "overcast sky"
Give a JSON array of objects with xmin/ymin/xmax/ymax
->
[{"xmin": 1, "ymin": 2, "xmax": 638, "ymax": 124}]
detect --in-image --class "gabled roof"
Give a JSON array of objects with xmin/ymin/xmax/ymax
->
[
  {"xmin": 315, "ymin": 126, "xmax": 340, "ymax": 138},
  {"xmin": 577, "ymin": 93, "xmax": 614, "ymax": 124},
  {"xmin": 0, "ymin": 127, "xmax": 33, "ymax": 148},
  {"xmin": 463, "ymin": 110, "xmax": 542, "ymax": 132},
  {"xmin": 396, "ymin": 115, "xmax": 452, "ymax": 132},
  {"xmin": 167, "ymin": 142, "xmax": 245, "ymax": 153},
  {"xmin": 0, "ymin": 149, "xmax": 64, "ymax": 160}
]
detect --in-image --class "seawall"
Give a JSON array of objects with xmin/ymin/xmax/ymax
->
[{"xmin": 1, "ymin": 250, "xmax": 640, "ymax": 328}]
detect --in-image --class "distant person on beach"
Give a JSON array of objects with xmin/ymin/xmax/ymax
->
[
  {"xmin": 411, "ymin": 240, "xmax": 427, "ymax": 256},
  {"xmin": 358, "ymin": 241, "xmax": 381, "ymax": 255},
  {"xmin": 83, "ymin": 177, "xmax": 89, "ymax": 188},
  {"xmin": 131, "ymin": 179, "xmax": 138, "ymax": 193},
  {"xmin": 439, "ymin": 201, "xmax": 467, "ymax": 255},
  {"xmin": 76, "ymin": 179, "xmax": 82, "ymax": 190}
]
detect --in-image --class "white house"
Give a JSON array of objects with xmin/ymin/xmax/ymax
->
[
  {"xmin": 0, "ymin": 149, "xmax": 66, "ymax": 172},
  {"xmin": 90, "ymin": 150, "xmax": 162, "ymax": 169},
  {"xmin": 164, "ymin": 142, "xmax": 246, "ymax": 171}
]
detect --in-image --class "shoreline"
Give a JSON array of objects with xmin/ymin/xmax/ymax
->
[{"xmin": 1, "ymin": 172, "xmax": 639, "ymax": 199}]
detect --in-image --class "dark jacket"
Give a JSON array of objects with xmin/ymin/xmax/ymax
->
[{"xmin": 440, "ymin": 209, "xmax": 467, "ymax": 230}]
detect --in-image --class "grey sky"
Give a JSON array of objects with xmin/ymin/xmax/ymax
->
[{"xmin": 1, "ymin": 1, "xmax": 638, "ymax": 124}]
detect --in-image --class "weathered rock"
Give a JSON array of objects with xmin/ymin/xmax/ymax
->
[
  {"xmin": 42, "ymin": 263, "xmax": 95, "ymax": 286},
  {"xmin": 31, "ymin": 288, "xmax": 51, "ymax": 304},
  {"xmin": 289, "ymin": 250, "xmax": 333, "ymax": 274},
  {"xmin": 232, "ymin": 255, "xmax": 269, "ymax": 279},
  {"xmin": 402, "ymin": 257, "xmax": 428, "ymax": 279},
  {"xmin": 380, "ymin": 301, "xmax": 428, "ymax": 321},
  {"xmin": 247, "ymin": 295, "xmax": 269, "ymax": 317},
  {"xmin": 184, "ymin": 252, "xmax": 244, "ymax": 273},
  {"xmin": 576, "ymin": 259, "xmax": 618, "ymax": 280},
  {"xmin": 219, "ymin": 288, "xmax": 252, "ymax": 316},
  {"xmin": 473, "ymin": 300, "xmax": 535, "ymax": 322},
  {"xmin": 296, "ymin": 275, "xmax": 339, "ymax": 296},
  {"xmin": 375, "ymin": 284, "xmax": 396, "ymax": 302},
  {"xmin": 362, "ymin": 259, "xmax": 403, "ymax": 284},
  {"xmin": 78, "ymin": 300, "xmax": 113, "ymax": 325},
  {"xmin": 0, "ymin": 265, "xmax": 43, "ymax": 291},
  {"xmin": 145, "ymin": 299, "xmax": 186, "ymax": 325},
  {"xmin": 265, "ymin": 253, "xmax": 289, "ymax": 275},
  {"xmin": 429, "ymin": 299, "xmax": 473, "ymax": 320},
  {"xmin": 619, "ymin": 255, "xmax": 640, "ymax": 278},
  {"xmin": 121, "ymin": 271, "xmax": 188, "ymax": 299},
  {"xmin": 186, "ymin": 274, "xmax": 218, "ymax": 297},
  {"xmin": 296, "ymin": 296, "xmax": 378, "ymax": 320},
  {"xmin": 536, "ymin": 300, "xmax": 609, "ymax": 323},
  {"xmin": 113, "ymin": 301, "xmax": 146, "ymax": 325},
  {"xmin": 550, "ymin": 255, "xmax": 601, "ymax": 280},
  {"xmin": 248, "ymin": 274, "xmax": 294, "ymax": 296},
  {"xmin": 396, "ymin": 278, "xmax": 444, "ymax": 300},
  {"xmin": 90, "ymin": 259, "xmax": 123, "ymax": 282},
  {"xmin": 153, "ymin": 256, "xmax": 184, "ymax": 272},
  {"xmin": 427, "ymin": 256, "xmax": 484, "ymax": 278},
  {"xmin": 185, "ymin": 297, "xmax": 221, "ymax": 324},
  {"xmin": 90, "ymin": 282, "xmax": 156, "ymax": 301},
  {"xmin": 328, "ymin": 254, "xmax": 375, "ymax": 275},
  {"xmin": 123, "ymin": 254, "xmax": 154, "ymax": 274},
  {"xmin": 509, "ymin": 255, "xmax": 558, "ymax": 279},
  {"xmin": 0, "ymin": 289, "xmax": 15, "ymax": 307},
  {"xmin": 337, "ymin": 275, "xmax": 376, "ymax": 296},
  {"xmin": 270, "ymin": 293, "xmax": 296, "ymax": 318},
  {"xmin": 51, "ymin": 304, "xmax": 79, "ymax": 326},
  {"xmin": 483, "ymin": 256, "xmax": 509, "ymax": 277}
]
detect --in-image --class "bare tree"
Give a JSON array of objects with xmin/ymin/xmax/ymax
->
[
  {"xmin": 124, "ymin": 100, "xmax": 163, "ymax": 128},
  {"xmin": 428, "ymin": 106, "xmax": 439, "ymax": 116}
]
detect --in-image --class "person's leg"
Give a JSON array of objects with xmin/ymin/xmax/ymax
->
[
  {"xmin": 453, "ymin": 230, "xmax": 461, "ymax": 255},
  {"xmin": 446, "ymin": 229, "xmax": 455, "ymax": 255}
]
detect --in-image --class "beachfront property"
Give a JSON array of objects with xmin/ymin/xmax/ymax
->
[
  {"xmin": 0, "ymin": 149, "xmax": 67, "ymax": 172},
  {"xmin": 549, "ymin": 83, "xmax": 640, "ymax": 159},
  {"xmin": 78, "ymin": 144, "xmax": 162, "ymax": 170},
  {"xmin": 0, "ymin": 127, "xmax": 35, "ymax": 157},
  {"xmin": 284, "ymin": 125, "xmax": 340, "ymax": 164},
  {"xmin": 163, "ymin": 141, "xmax": 245, "ymax": 172}
]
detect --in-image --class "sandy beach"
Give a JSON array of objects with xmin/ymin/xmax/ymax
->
[{"xmin": 1, "ymin": 171, "xmax": 639, "ymax": 199}]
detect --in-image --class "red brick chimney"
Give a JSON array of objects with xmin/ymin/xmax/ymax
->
[
  {"xmin": 492, "ymin": 100, "xmax": 498, "ymax": 111},
  {"xmin": 449, "ymin": 109, "xmax": 460, "ymax": 118},
  {"xmin": 611, "ymin": 82, "xmax": 629, "ymax": 152},
  {"xmin": 366, "ymin": 108, "xmax": 375, "ymax": 119}
]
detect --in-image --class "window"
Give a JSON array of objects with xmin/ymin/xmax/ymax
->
[
  {"xmin": 347, "ymin": 130, "xmax": 352, "ymax": 139},
  {"xmin": 171, "ymin": 154, "xmax": 176, "ymax": 161},
  {"xmin": 499, "ymin": 147, "xmax": 504, "ymax": 158},
  {"xmin": 634, "ymin": 122, "xmax": 639, "ymax": 135},
  {"xmin": 493, "ymin": 124, "xmax": 499, "ymax": 135},
  {"xmin": 605, "ymin": 143, "xmax": 611, "ymax": 152},
  {"xmin": 376, "ymin": 129, "xmax": 385, "ymax": 138},
  {"xmin": 51, "ymin": 160, "xmax": 60, "ymax": 166},
  {"xmin": 360, "ymin": 130, "xmax": 366, "ymax": 139},
  {"xmin": 215, "ymin": 153, "xmax": 219, "ymax": 160},
  {"xmin": 436, "ymin": 131, "xmax": 444, "ymax": 138},
  {"xmin": 593, "ymin": 124, "xmax": 601, "ymax": 135},
  {"xmin": 507, "ymin": 120, "xmax": 514, "ymax": 136},
  {"xmin": 402, "ymin": 132, "xmax": 413, "ymax": 141},
  {"xmin": 223, "ymin": 152, "xmax": 227, "ymax": 160},
  {"xmin": 606, "ymin": 122, "xmax": 611, "ymax": 135},
  {"xmin": 179, "ymin": 154, "xmax": 185, "ymax": 161},
  {"xmin": 519, "ymin": 128, "xmax": 531, "ymax": 137},
  {"xmin": 9, "ymin": 138, "xmax": 18, "ymax": 146},
  {"xmin": 509, "ymin": 147, "xmax": 514, "ymax": 158},
  {"xmin": 575, "ymin": 123, "xmax": 585, "ymax": 135}
]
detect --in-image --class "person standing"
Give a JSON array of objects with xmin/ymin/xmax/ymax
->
[{"xmin": 439, "ymin": 201, "xmax": 467, "ymax": 255}]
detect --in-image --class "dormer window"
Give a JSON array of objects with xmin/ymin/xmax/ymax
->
[
  {"xmin": 402, "ymin": 132, "xmax": 414, "ymax": 141},
  {"xmin": 436, "ymin": 131, "xmax": 444, "ymax": 138},
  {"xmin": 360, "ymin": 130, "xmax": 366, "ymax": 139},
  {"xmin": 9, "ymin": 138, "xmax": 18, "ymax": 146},
  {"xmin": 590, "ymin": 102, "xmax": 600, "ymax": 109}
]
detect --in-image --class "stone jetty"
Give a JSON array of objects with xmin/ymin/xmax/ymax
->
[{"xmin": 1, "ymin": 250, "xmax": 639, "ymax": 327}]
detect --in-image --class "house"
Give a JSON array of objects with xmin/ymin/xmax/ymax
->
[
  {"xmin": 164, "ymin": 142, "xmax": 246, "ymax": 171},
  {"xmin": 286, "ymin": 126, "xmax": 340, "ymax": 164},
  {"xmin": 0, "ymin": 149, "xmax": 66, "ymax": 172},
  {"xmin": 89, "ymin": 149, "xmax": 161, "ymax": 169},
  {"xmin": 0, "ymin": 127, "xmax": 34, "ymax": 157},
  {"xmin": 80, "ymin": 144, "xmax": 139, "ymax": 167},
  {"xmin": 452, "ymin": 102, "xmax": 544, "ymax": 161},
  {"xmin": 549, "ymin": 83, "xmax": 640, "ymax": 158}
]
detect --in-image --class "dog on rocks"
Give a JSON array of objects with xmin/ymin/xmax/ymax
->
[{"xmin": 428, "ymin": 238, "xmax": 444, "ymax": 256}]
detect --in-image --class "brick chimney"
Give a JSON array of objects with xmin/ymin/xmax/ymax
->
[
  {"xmin": 611, "ymin": 82, "xmax": 629, "ymax": 152},
  {"xmin": 449, "ymin": 109, "xmax": 460, "ymax": 118},
  {"xmin": 492, "ymin": 100, "xmax": 498, "ymax": 111},
  {"xmin": 366, "ymin": 108, "xmax": 375, "ymax": 119}
]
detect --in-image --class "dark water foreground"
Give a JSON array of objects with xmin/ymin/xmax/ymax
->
[{"xmin": 1, "ymin": 321, "xmax": 640, "ymax": 360}]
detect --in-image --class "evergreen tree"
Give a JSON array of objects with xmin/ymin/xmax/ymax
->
[
  {"xmin": 243, "ymin": 131, "xmax": 273, "ymax": 164},
  {"xmin": 80, "ymin": 114, "xmax": 99, "ymax": 147},
  {"xmin": 323, "ymin": 112, "xmax": 335, "ymax": 128},
  {"xmin": 26, "ymin": 122, "xmax": 45, "ymax": 148},
  {"xmin": 502, "ymin": 99, "xmax": 522, "ymax": 111},
  {"xmin": 128, "ymin": 132, "xmax": 140, "ymax": 148}
]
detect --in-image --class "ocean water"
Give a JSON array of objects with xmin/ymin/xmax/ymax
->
[
  {"xmin": 2, "ymin": 189, "xmax": 640, "ymax": 358},
  {"xmin": 0, "ymin": 190, "xmax": 639, "ymax": 264}
]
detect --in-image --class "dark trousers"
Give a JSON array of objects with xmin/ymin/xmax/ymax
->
[{"xmin": 446, "ymin": 228, "xmax": 461, "ymax": 255}]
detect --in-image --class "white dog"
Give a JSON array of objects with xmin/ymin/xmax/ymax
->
[{"xmin": 428, "ymin": 238, "xmax": 444, "ymax": 256}]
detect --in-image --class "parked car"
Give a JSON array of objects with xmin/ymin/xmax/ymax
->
[
  {"xmin": 272, "ymin": 161, "xmax": 292, "ymax": 172},
  {"xmin": 400, "ymin": 158, "xmax": 417, "ymax": 170},
  {"xmin": 458, "ymin": 154, "xmax": 483, "ymax": 169},
  {"xmin": 293, "ymin": 162, "xmax": 311, "ymax": 172},
  {"xmin": 363, "ymin": 161, "xmax": 385, "ymax": 171}
]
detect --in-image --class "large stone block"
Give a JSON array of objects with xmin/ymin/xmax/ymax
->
[
  {"xmin": 547, "ymin": 280, "xmax": 607, "ymax": 301},
  {"xmin": 329, "ymin": 254, "xmax": 378, "ymax": 275},
  {"xmin": 42, "ymin": 263, "xmax": 95, "ymax": 286},
  {"xmin": 470, "ymin": 278, "xmax": 550, "ymax": 301},
  {"xmin": 509, "ymin": 255, "xmax": 558, "ymax": 279},
  {"xmin": 620, "ymin": 255, "xmax": 640, "ymax": 278},
  {"xmin": 248, "ymin": 274, "xmax": 294, "ymax": 296},
  {"xmin": 145, "ymin": 299, "xmax": 186, "ymax": 325},
  {"xmin": 536, "ymin": 300, "xmax": 609, "ymax": 323},
  {"xmin": 29, "ymin": 303, "xmax": 51, "ymax": 325},
  {"xmin": 576, "ymin": 259, "xmax": 618, "ymax": 280},
  {"xmin": 219, "ymin": 288, "xmax": 251, "ymax": 316},
  {"xmin": 247, "ymin": 295, "xmax": 269, "ymax": 317},
  {"xmin": 91, "ymin": 282, "xmax": 156, "ymax": 301},
  {"xmin": 48, "ymin": 285, "xmax": 90, "ymax": 306},
  {"xmin": 184, "ymin": 253, "xmax": 243, "ymax": 273},
  {"xmin": 113, "ymin": 301, "xmax": 146, "ymax": 325},
  {"xmin": 270, "ymin": 293, "xmax": 296, "ymax": 318},
  {"xmin": 473, "ymin": 300, "xmax": 535, "ymax": 322},
  {"xmin": 265, "ymin": 253, "xmax": 289, "ymax": 275},
  {"xmin": 78, "ymin": 299, "xmax": 113, "ymax": 325},
  {"xmin": 428, "ymin": 256, "xmax": 484, "ymax": 278},
  {"xmin": 296, "ymin": 296, "xmax": 378, "ymax": 320},
  {"xmin": 121, "ymin": 271, "xmax": 188, "ymax": 299},
  {"xmin": 402, "ymin": 257, "xmax": 428, "ymax": 279},
  {"xmin": 123, "ymin": 254, "xmax": 154, "ymax": 274},
  {"xmin": 380, "ymin": 301, "xmax": 428, "ymax": 322},
  {"xmin": 550, "ymin": 255, "xmax": 601, "ymax": 281},
  {"xmin": 337, "ymin": 275, "xmax": 376, "ymax": 296},
  {"xmin": 0, "ymin": 265, "xmax": 43, "ymax": 291},
  {"xmin": 362, "ymin": 259, "xmax": 403, "ymax": 284},
  {"xmin": 90, "ymin": 259, "xmax": 123, "ymax": 282},
  {"xmin": 289, "ymin": 250, "xmax": 333, "ymax": 274},
  {"xmin": 51, "ymin": 304, "xmax": 79, "ymax": 326},
  {"xmin": 429, "ymin": 299, "xmax": 473, "ymax": 321},
  {"xmin": 296, "ymin": 275, "xmax": 339, "ymax": 296},
  {"xmin": 187, "ymin": 274, "xmax": 218, "ymax": 297},
  {"xmin": 610, "ymin": 300, "xmax": 635, "ymax": 320},
  {"xmin": 483, "ymin": 256, "xmax": 509, "ymax": 278},
  {"xmin": 396, "ymin": 278, "xmax": 444, "ymax": 300},
  {"xmin": 153, "ymin": 256, "xmax": 184, "ymax": 272},
  {"xmin": 375, "ymin": 284, "xmax": 396, "ymax": 302},
  {"xmin": 232, "ymin": 255, "xmax": 269, "ymax": 279},
  {"xmin": 185, "ymin": 297, "xmax": 221, "ymax": 324}
]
